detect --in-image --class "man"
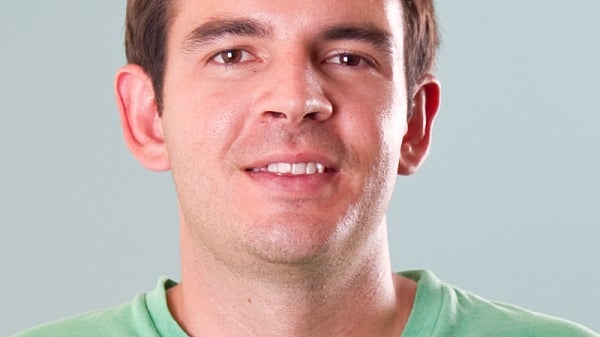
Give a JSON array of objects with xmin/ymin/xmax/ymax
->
[{"xmin": 15, "ymin": 0, "xmax": 598, "ymax": 336}]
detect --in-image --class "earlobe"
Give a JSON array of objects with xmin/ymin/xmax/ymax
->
[
  {"xmin": 115, "ymin": 64, "xmax": 170, "ymax": 171},
  {"xmin": 398, "ymin": 74, "xmax": 441, "ymax": 175}
]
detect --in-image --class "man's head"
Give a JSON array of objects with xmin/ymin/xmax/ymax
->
[
  {"xmin": 124, "ymin": 0, "xmax": 439, "ymax": 112},
  {"xmin": 115, "ymin": 0, "xmax": 441, "ymax": 270}
]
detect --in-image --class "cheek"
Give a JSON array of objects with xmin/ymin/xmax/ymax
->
[
  {"xmin": 335, "ymin": 79, "xmax": 404, "ymax": 164},
  {"xmin": 335, "ymin": 84, "xmax": 405, "ymax": 217},
  {"xmin": 160, "ymin": 82, "xmax": 251, "ymax": 210},
  {"xmin": 163, "ymin": 77, "xmax": 249, "ymax": 159}
]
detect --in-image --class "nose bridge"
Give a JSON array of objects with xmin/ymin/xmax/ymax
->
[{"xmin": 255, "ymin": 49, "xmax": 333, "ymax": 124}]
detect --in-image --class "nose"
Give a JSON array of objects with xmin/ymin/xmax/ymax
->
[{"xmin": 254, "ymin": 56, "xmax": 333, "ymax": 125}]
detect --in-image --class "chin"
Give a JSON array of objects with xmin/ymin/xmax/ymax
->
[
  {"xmin": 240, "ymin": 205, "xmax": 369, "ymax": 268},
  {"xmin": 242, "ymin": 218, "xmax": 346, "ymax": 266}
]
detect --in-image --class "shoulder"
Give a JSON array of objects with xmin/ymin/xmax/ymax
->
[
  {"xmin": 399, "ymin": 270, "xmax": 598, "ymax": 337},
  {"xmin": 14, "ymin": 277, "xmax": 187, "ymax": 337},
  {"xmin": 13, "ymin": 277, "xmax": 183, "ymax": 337},
  {"xmin": 445, "ymin": 285, "xmax": 598, "ymax": 337},
  {"xmin": 14, "ymin": 293, "xmax": 158, "ymax": 337}
]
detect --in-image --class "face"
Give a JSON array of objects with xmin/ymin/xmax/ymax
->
[{"xmin": 160, "ymin": 0, "xmax": 408, "ymax": 266}]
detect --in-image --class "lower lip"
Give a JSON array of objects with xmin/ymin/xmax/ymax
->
[{"xmin": 245, "ymin": 170, "xmax": 337, "ymax": 198}]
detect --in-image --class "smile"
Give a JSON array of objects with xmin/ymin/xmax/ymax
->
[{"xmin": 249, "ymin": 162, "xmax": 326, "ymax": 176}]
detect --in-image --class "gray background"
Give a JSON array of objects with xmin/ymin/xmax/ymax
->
[{"xmin": 2, "ymin": 1, "xmax": 598, "ymax": 335}]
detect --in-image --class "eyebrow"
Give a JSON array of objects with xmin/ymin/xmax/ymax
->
[
  {"xmin": 181, "ymin": 19, "xmax": 394, "ymax": 54},
  {"xmin": 182, "ymin": 18, "xmax": 273, "ymax": 51},
  {"xmin": 320, "ymin": 24, "xmax": 394, "ymax": 54}
]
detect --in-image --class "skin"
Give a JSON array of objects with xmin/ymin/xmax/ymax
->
[{"xmin": 115, "ymin": 0, "xmax": 440, "ymax": 336}]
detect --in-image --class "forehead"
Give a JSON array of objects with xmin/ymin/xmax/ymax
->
[{"xmin": 168, "ymin": 0, "xmax": 404, "ymax": 44}]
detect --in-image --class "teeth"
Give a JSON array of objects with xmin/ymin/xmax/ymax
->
[
  {"xmin": 266, "ymin": 162, "xmax": 326, "ymax": 175},
  {"xmin": 306, "ymin": 163, "xmax": 317, "ymax": 174},
  {"xmin": 292, "ymin": 163, "xmax": 306, "ymax": 175}
]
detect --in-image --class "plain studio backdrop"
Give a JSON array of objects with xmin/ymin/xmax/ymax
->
[{"xmin": 2, "ymin": 1, "xmax": 598, "ymax": 335}]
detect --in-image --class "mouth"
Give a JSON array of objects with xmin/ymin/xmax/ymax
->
[
  {"xmin": 243, "ymin": 155, "xmax": 340, "ymax": 197},
  {"xmin": 246, "ymin": 162, "xmax": 331, "ymax": 176}
]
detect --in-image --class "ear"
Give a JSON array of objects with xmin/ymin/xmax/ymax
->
[
  {"xmin": 115, "ymin": 64, "xmax": 170, "ymax": 171},
  {"xmin": 398, "ymin": 74, "xmax": 441, "ymax": 175}
]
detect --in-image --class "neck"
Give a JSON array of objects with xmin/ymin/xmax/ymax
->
[{"xmin": 168, "ymin": 221, "xmax": 416, "ymax": 337}]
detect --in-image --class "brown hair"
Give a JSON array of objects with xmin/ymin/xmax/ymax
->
[
  {"xmin": 401, "ymin": 0, "xmax": 439, "ymax": 95},
  {"xmin": 124, "ymin": 0, "xmax": 439, "ymax": 112}
]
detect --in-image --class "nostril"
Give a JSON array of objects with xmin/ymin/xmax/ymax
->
[
  {"xmin": 303, "ymin": 112, "xmax": 318, "ymax": 120},
  {"xmin": 266, "ymin": 111, "xmax": 286, "ymax": 119}
]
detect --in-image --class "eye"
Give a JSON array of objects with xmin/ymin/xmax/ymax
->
[
  {"xmin": 324, "ymin": 53, "xmax": 371, "ymax": 67},
  {"xmin": 211, "ymin": 49, "xmax": 255, "ymax": 65}
]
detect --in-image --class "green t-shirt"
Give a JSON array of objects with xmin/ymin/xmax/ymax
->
[{"xmin": 15, "ymin": 270, "xmax": 598, "ymax": 337}]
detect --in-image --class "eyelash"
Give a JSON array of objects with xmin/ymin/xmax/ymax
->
[
  {"xmin": 323, "ymin": 52, "xmax": 375, "ymax": 68},
  {"xmin": 208, "ymin": 48, "xmax": 376, "ymax": 69},
  {"xmin": 210, "ymin": 49, "xmax": 257, "ymax": 65}
]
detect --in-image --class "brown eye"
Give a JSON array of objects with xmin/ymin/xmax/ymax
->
[
  {"xmin": 220, "ymin": 50, "xmax": 242, "ymax": 63},
  {"xmin": 212, "ymin": 49, "xmax": 254, "ymax": 64},
  {"xmin": 324, "ymin": 53, "xmax": 369, "ymax": 67},
  {"xmin": 338, "ymin": 54, "xmax": 362, "ymax": 66}
]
